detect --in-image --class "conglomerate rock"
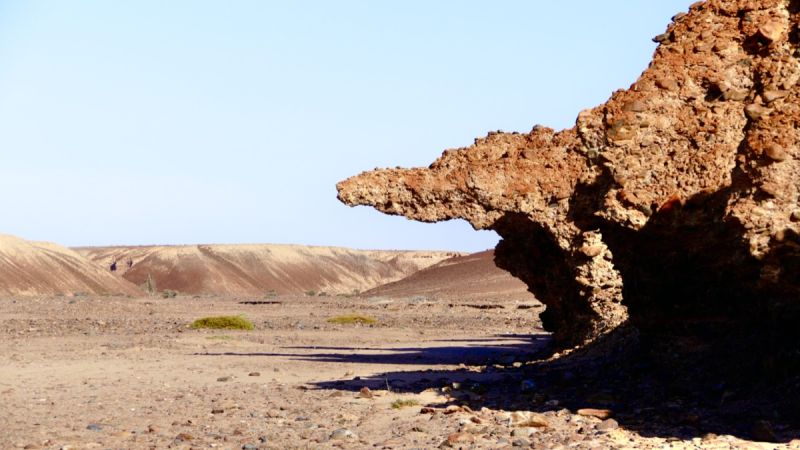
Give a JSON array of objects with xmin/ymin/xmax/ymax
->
[{"xmin": 338, "ymin": 0, "xmax": 800, "ymax": 348}]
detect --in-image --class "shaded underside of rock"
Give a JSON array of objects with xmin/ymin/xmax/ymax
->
[{"xmin": 338, "ymin": 0, "xmax": 800, "ymax": 349}]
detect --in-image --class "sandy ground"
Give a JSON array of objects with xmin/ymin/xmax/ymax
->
[{"xmin": 0, "ymin": 295, "xmax": 792, "ymax": 449}]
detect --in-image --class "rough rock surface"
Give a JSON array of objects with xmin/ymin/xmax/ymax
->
[{"xmin": 338, "ymin": 0, "xmax": 800, "ymax": 348}]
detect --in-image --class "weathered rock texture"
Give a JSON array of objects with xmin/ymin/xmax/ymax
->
[{"xmin": 338, "ymin": 0, "xmax": 800, "ymax": 348}]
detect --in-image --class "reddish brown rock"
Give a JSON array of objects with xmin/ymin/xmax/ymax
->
[{"xmin": 338, "ymin": 0, "xmax": 800, "ymax": 347}]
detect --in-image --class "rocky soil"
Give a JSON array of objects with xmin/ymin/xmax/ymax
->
[{"xmin": 1, "ymin": 294, "xmax": 797, "ymax": 449}]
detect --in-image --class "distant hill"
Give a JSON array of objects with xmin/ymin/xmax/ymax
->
[
  {"xmin": 76, "ymin": 244, "xmax": 461, "ymax": 296},
  {"xmin": 363, "ymin": 250, "xmax": 536, "ymax": 302},
  {"xmin": 0, "ymin": 234, "xmax": 140, "ymax": 297}
]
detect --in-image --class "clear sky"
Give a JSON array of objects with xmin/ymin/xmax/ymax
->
[{"xmin": 0, "ymin": 1, "xmax": 693, "ymax": 251}]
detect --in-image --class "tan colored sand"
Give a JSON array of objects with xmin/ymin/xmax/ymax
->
[
  {"xmin": 0, "ymin": 234, "xmax": 140, "ymax": 297},
  {"xmin": 76, "ymin": 244, "xmax": 462, "ymax": 296}
]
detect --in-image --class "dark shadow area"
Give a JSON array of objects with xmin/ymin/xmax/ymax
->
[
  {"xmin": 466, "ymin": 154, "xmax": 800, "ymax": 442},
  {"xmin": 195, "ymin": 333, "xmax": 551, "ymax": 366},
  {"xmin": 448, "ymin": 303, "xmax": 505, "ymax": 310},
  {"xmin": 493, "ymin": 212, "xmax": 598, "ymax": 347},
  {"xmin": 297, "ymin": 325, "xmax": 800, "ymax": 443},
  {"xmin": 238, "ymin": 301, "xmax": 283, "ymax": 305}
]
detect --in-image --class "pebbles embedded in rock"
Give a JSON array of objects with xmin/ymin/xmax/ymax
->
[
  {"xmin": 580, "ymin": 246, "xmax": 603, "ymax": 258},
  {"xmin": 764, "ymin": 144, "xmax": 788, "ymax": 162},
  {"xmin": 763, "ymin": 90, "xmax": 788, "ymax": 103},
  {"xmin": 758, "ymin": 19, "xmax": 786, "ymax": 42},
  {"xmin": 655, "ymin": 77, "xmax": 679, "ymax": 91},
  {"xmin": 744, "ymin": 104, "xmax": 770, "ymax": 120},
  {"xmin": 653, "ymin": 32, "xmax": 672, "ymax": 43}
]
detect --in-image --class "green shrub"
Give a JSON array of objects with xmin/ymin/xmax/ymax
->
[
  {"xmin": 327, "ymin": 314, "xmax": 377, "ymax": 325},
  {"xmin": 190, "ymin": 315, "xmax": 254, "ymax": 330},
  {"xmin": 305, "ymin": 290, "xmax": 316, "ymax": 297},
  {"xmin": 162, "ymin": 289, "xmax": 178, "ymax": 298}
]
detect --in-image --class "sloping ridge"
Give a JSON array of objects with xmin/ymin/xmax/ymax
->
[
  {"xmin": 76, "ymin": 244, "xmax": 462, "ymax": 296},
  {"xmin": 364, "ymin": 250, "xmax": 535, "ymax": 301},
  {"xmin": 0, "ymin": 234, "xmax": 141, "ymax": 297}
]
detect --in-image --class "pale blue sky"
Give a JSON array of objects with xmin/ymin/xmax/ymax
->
[{"xmin": 0, "ymin": 1, "xmax": 692, "ymax": 251}]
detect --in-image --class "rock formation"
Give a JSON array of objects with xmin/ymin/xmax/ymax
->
[{"xmin": 338, "ymin": 0, "xmax": 800, "ymax": 348}]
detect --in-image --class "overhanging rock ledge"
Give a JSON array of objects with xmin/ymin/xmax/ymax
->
[{"xmin": 338, "ymin": 0, "xmax": 800, "ymax": 349}]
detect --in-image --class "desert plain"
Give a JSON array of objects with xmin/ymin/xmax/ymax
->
[{"xmin": 1, "ymin": 245, "xmax": 796, "ymax": 449}]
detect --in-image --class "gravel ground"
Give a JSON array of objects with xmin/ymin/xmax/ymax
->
[{"xmin": 0, "ymin": 295, "xmax": 795, "ymax": 449}]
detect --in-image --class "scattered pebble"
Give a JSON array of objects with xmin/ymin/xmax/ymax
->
[
  {"xmin": 577, "ymin": 408, "xmax": 613, "ymax": 420},
  {"xmin": 175, "ymin": 432, "xmax": 193, "ymax": 442},
  {"xmin": 596, "ymin": 418, "xmax": 619, "ymax": 432},
  {"xmin": 507, "ymin": 411, "xmax": 549, "ymax": 428},
  {"xmin": 512, "ymin": 437, "xmax": 531, "ymax": 447},
  {"xmin": 330, "ymin": 428, "xmax": 355, "ymax": 440},
  {"xmin": 358, "ymin": 386, "xmax": 373, "ymax": 398}
]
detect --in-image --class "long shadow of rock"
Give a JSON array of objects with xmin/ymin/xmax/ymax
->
[
  {"xmin": 195, "ymin": 333, "xmax": 550, "ymax": 367},
  {"xmin": 303, "ymin": 325, "xmax": 800, "ymax": 443}
]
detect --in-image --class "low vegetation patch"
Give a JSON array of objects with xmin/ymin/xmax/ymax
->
[
  {"xmin": 162, "ymin": 289, "xmax": 178, "ymax": 298},
  {"xmin": 327, "ymin": 314, "xmax": 377, "ymax": 325},
  {"xmin": 190, "ymin": 316, "xmax": 254, "ymax": 330},
  {"xmin": 390, "ymin": 399, "xmax": 420, "ymax": 409}
]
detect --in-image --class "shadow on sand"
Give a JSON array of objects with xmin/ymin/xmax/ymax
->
[{"xmin": 198, "ymin": 326, "xmax": 800, "ymax": 443}]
